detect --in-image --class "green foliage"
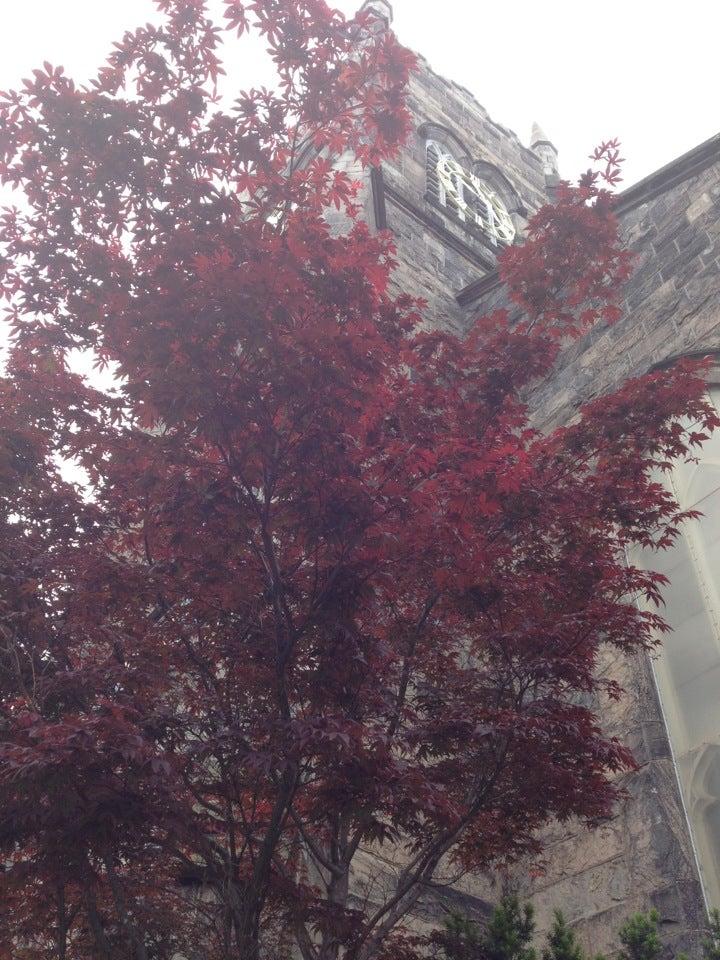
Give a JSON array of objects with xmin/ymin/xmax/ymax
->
[
  {"xmin": 438, "ymin": 897, "xmax": 720, "ymax": 960},
  {"xmin": 436, "ymin": 896, "xmax": 536, "ymax": 960},
  {"xmin": 542, "ymin": 911, "xmax": 584, "ymax": 960},
  {"xmin": 437, "ymin": 912, "xmax": 483, "ymax": 960},
  {"xmin": 483, "ymin": 895, "xmax": 537, "ymax": 960},
  {"xmin": 617, "ymin": 910, "xmax": 662, "ymax": 960}
]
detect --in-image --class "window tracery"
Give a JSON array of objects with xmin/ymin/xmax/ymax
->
[{"xmin": 424, "ymin": 139, "xmax": 516, "ymax": 247}]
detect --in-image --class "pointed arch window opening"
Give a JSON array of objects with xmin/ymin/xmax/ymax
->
[{"xmin": 425, "ymin": 140, "xmax": 516, "ymax": 247}]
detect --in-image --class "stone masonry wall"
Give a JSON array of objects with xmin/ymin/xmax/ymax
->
[
  {"xmin": 360, "ymin": 53, "xmax": 548, "ymax": 332},
  {"xmin": 465, "ymin": 144, "xmax": 720, "ymax": 957},
  {"xmin": 512, "ymin": 647, "xmax": 707, "ymax": 959},
  {"xmin": 355, "ymin": 8, "xmax": 720, "ymax": 952},
  {"xmin": 531, "ymin": 146, "xmax": 720, "ymax": 430}
]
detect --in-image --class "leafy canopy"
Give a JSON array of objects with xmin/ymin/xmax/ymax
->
[{"xmin": 0, "ymin": 1, "xmax": 717, "ymax": 958}]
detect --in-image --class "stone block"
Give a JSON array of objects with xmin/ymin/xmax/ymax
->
[
  {"xmin": 659, "ymin": 234, "xmax": 713, "ymax": 284},
  {"xmin": 686, "ymin": 192, "xmax": 714, "ymax": 223}
]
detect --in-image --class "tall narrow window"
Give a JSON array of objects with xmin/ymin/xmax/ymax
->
[
  {"xmin": 425, "ymin": 139, "xmax": 447, "ymax": 208},
  {"xmin": 633, "ymin": 384, "xmax": 720, "ymax": 906}
]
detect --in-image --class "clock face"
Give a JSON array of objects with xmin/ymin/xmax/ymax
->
[{"xmin": 434, "ymin": 152, "xmax": 516, "ymax": 246}]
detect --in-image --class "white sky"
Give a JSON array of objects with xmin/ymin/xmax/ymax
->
[{"xmin": 2, "ymin": 0, "xmax": 718, "ymax": 189}]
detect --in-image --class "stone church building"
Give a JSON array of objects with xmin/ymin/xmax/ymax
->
[{"xmin": 353, "ymin": 2, "xmax": 720, "ymax": 955}]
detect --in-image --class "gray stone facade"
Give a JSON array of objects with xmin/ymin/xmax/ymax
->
[
  {"xmin": 530, "ymin": 136, "xmax": 720, "ymax": 432},
  {"xmin": 357, "ymin": 2, "xmax": 720, "ymax": 954},
  {"xmin": 509, "ymin": 134, "xmax": 720, "ymax": 960},
  {"xmin": 360, "ymin": 51, "xmax": 547, "ymax": 333}
]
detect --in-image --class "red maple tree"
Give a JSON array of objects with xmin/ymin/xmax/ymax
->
[{"xmin": 0, "ymin": 2, "xmax": 716, "ymax": 958}]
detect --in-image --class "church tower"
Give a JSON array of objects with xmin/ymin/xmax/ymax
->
[{"xmin": 354, "ymin": 5, "xmax": 720, "ymax": 957}]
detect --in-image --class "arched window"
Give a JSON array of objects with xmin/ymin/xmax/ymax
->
[
  {"xmin": 425, "ymin": 139, "xmax": 516, "ymax": 247},
  {"xmin": 425, "ymin": 139, "xmax": 448, "ymax": 208},
  {"xmin": 632, "ymin": 381, "xmax": 720, "ymax": 906}
]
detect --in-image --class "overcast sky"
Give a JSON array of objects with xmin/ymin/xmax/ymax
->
[{"xmin": 2, "ymin": 0, "xmax": 719, "ymax": 189}]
